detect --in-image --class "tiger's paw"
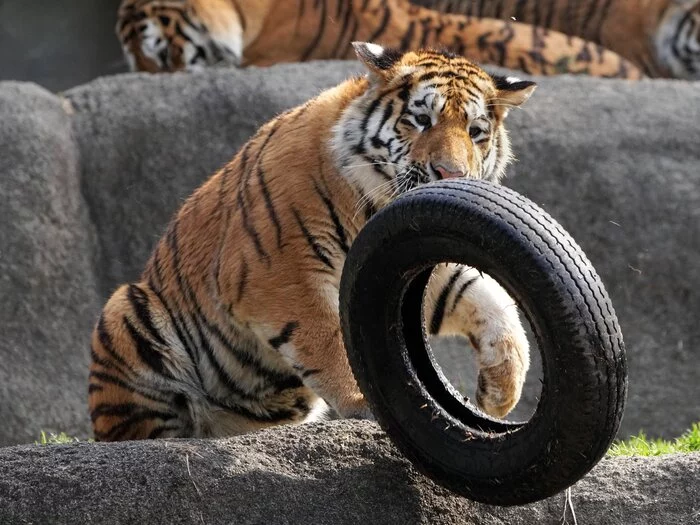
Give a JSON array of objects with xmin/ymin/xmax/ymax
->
[
  {"xmin": 472, "ymin": 330, "xmax": 530, "ymax": 419},
  {"xmin": 337, "ymin": 394, "xmax": 375, "ymax": 421}
]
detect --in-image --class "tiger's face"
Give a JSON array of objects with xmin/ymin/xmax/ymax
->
[
  {"xmin": 657, "ymin": 1, "xmax": 700, "ymax": 79},
  {"xmin": 332, "ymin": 42, "xmax": 536, "ymax": 210}
]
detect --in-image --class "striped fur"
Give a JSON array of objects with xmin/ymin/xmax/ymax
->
[
  {"xmin": 89, "ymin": 44, "xmax": 531, "ymax": 441},
  {"xmin": 117, "ymin": 0, "xmax": 642, "ymax": 77},
  {"xmin": 415, "ymin": 0, "xmax": 700, "ymax": 79}
]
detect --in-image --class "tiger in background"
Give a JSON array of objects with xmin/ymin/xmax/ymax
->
[
  {"xmin": 117, "ymin": 0, "xmax": 642, "ymax": 78},
  {"xmin": 414, "ymin": 0, "xmax": 700, "ymax": 79},
  {"xmin": 89, "ymin": 43, "xmax": 534, "ymax": 440}
]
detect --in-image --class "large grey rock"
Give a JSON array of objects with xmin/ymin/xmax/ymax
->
[
  {"xmin": 0, "ymin": 83, "xmax": 100, "ymax": 446},
  {"xmin": 0, "ymin": 421, "xmax": 698, "ymax": 525},
  {"xmin": 0, "ymin": 62, "xmax": 698, "ymax": 445}
]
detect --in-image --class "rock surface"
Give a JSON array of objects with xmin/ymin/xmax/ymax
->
[{"xmin": 0, "ymin": 421, "xmax": 698, "ymax": 525}]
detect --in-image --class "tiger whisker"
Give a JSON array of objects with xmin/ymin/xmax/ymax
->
[{"xmin": 343, "ymin": 160, "xmax": 401, "ymax": 169}]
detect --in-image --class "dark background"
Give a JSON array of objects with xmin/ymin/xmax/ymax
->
[{"xmin": 0, "ymin": 0, "xmax": 126, "ymax": 92}]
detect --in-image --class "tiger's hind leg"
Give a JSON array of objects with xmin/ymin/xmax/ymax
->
[{"xmin": 88, "ymin": 283, "xmax": 196, "ymax": 440}]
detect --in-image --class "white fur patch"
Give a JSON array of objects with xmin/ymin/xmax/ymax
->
[
  {"xmin": 365, "ymin": 42, "xmax": 385, "ymax": 56},
  {"xmin": 302, "ymin": 396, "xmax": 331, "ymax": 423},
  {"xmin": 140, "ymin": 20, "xmax": 169, "ymax": 66}
]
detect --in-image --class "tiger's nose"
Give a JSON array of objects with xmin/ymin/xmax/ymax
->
[{"xmin": 434, "ymin": 163, "xmax": 466, "ymax": 179}]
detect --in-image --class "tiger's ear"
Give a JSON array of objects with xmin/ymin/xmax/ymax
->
[
  {"xmin": 352, "ymin": 42, "xmax": 403, "ymax": 80},
  {"xmin": 490, "ymin": 75, "xmax": 537, "ymax": 111}
]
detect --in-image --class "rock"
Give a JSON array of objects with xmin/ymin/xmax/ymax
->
[{"xmin": 0, "ymin": 421, "xmax": 697, "ymax": 525}]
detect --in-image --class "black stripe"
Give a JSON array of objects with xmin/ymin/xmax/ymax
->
[
  {"xmin": 124, "ymin": 316, "xmax": 170, "ymax": 377},
  {"xmin": 96, "ymin": 409, "xmax": 178, "ymax": 441},
  {"xmin": 593, "ymin": 0, "xmax": 613, "ymax": 45},
  {"xmin": 400, "ymin": 20, "xmax": 416, "ymax": 50},
  {"xmin": 419, "ymin": 17, "xmax": 432, "ymax": 48},
  {"xmin": 671, "ymin": 10, "xmax": 695, "ymax": 62},
  {"xmin": 448, "ymin": 276, "xmax": 478, "ymax": 315},
  {"xmin": 268, "ymin": 321, "xmax": 300, "ymax": 349},
  {"xmin": 184, "ymin": 311, "xmax": 260, "ymax": 400},
  {"xmin": 237, "ymin": 257, "xmax": 248, "ymax": 303},
  {"xmin": 581, "ymin": 0, "xmax": 601, "ymax": 38},
  {"xmin": 89, "ymin": 370, "xmax": 171, "ymax": 404},
  {"xmin": 192, "ymin": 307, "xmax": 304, "ymax": 392},
  {"xmin": 544, "ymin": 0, "xmax": 557, "ymax": 29},
  {"xmin": 344, "ymin": 16, "xmax": 361, "ymax": 56},
  {"xmin": 219, "ymin": 402, "xmax": 298, "ymax": 424},
  {"xmin": 127, "ymin": 284, "xmax": 168, "ymax": 347},
  {"xmin": 257, "ymin": 165, "xmax": 283, "ymax": 248},
  {"xmin": 301, "ymin": 0, "xmax": 327, "ymax": 61},
  {"xmin": 313, "ymin": 180, "xmax": 350, "ymax": 254},
  {"xmin": 514, "ymin": 0, "xmax": 528, "ymax": 23},
  {"xmin": 494, "ymin": 0, "xmax": 503, "ymax": 20},
  {"xmin": 368, "ymin": 2, "xmax": 392, "ymax": 43},
  {"xmin": 293, "ymin": 208, "xmax": 335, "ymax": 270},
  {"xmin": 90, "ymin": 344, "xmax": 131, "ymax": 379},
  {"xmin": 91, "ymin": 402, "xmax": 140, "ymax": 421},
  {"xmin": 330, "ymin": 0, "xmax": 355, "ymax": 57},
  {"xmin": 96, "ymin": 315, "xmax": 133, "ymax": 373},
  {"xmin": 237, "ymin": 192, "xmax": 270, "ymax": 262},
  {"xmin": 429, "ymin": 268, "xmax": 462, "ymax": 334},
  {"xmin": 146, "ymin": 273, "xmax": 206, "ymax": 389}
]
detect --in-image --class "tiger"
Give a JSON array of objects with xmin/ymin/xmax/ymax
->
[
  {"xmin": 89, "ymin": 43, "xmax": 536, "ymax": 441},
  {"xmin": 117, "ymin": 0, "xmax": 642, "ymax": 78},
  {"xmin": 413, "ymin": 0, "xmax": 700, "ymax": 79}
]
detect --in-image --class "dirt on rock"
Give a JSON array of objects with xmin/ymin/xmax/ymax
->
[{"xmin": 0, "ymin": 421, "xmax": 697, "ymax": 525}]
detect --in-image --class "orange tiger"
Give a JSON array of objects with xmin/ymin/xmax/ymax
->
[
  {"xmin": 415, "ymin": 0, "xmax": 700, "ymax": 79},
  {"xmin": 117, "ymin": 0, "xmax": 642, "ymax": 78},
  {"xmin": 89, "ymin": 43, "xmax": 535, "ymax": 441}
]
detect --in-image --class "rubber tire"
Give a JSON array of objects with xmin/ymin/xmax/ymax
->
[{"xmin": 340, "ymin": 179, "xmax": 627, "ymax": 506}]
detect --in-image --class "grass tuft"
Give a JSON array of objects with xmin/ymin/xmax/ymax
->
[
  {"xmin": 608, "ymin": 422, "xmax": 700, "ymax": 457},
  {"xmin": 35, "ymin": 431, "xmax": 82, "ymax": 445}
]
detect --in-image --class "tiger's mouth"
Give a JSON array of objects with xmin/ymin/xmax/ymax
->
[{"xmin": 395, "ymin": 163, "xmax": 432, "ymax": 193}]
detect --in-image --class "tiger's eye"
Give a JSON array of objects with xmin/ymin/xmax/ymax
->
[
  {"xmin": 415, "ymin": 114, "xmax": 432, "ymax": 128},
  {"xmin": 469, "ymin": 126, "xmax": 486, "ymax": 139}
]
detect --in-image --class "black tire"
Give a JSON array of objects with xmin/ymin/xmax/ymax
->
[{"xmin": 340, "ymin": 179, "xmax": 627, "ymax": 506}]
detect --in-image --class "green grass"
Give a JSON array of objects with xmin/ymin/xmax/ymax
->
[
  {"xmin": 35, "ymin": 431, "xmax": 82, "ymax": 445},
  {"xmin": 608, "ymin": 422, "xmax": 700, "ymax": 457}
]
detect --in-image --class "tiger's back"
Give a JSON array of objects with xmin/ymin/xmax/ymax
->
[
  {"xmin": 415, "ymin": 0, "xmax": 700, "ymax": 78},
  {"xmin": 116, "ymin": 0, "xmax": 643, "ymax": 78}
]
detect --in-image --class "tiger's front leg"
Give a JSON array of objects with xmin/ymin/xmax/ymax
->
[
  {"xmin": 277, "ymin": 295, "xmax": 373, "ymax": 421},
  {"xmin": 425, "ymin": 264, "xmax": 530, "ymax": 418}
]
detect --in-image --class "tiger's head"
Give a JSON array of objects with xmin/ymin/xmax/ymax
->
[
  {"xmin": 332, "ymin": 42, "xmax": 535, "ymax": 210},
  {"xmin": 656, "ymin": 0, "xmax": 700, "ymax": 79}
]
